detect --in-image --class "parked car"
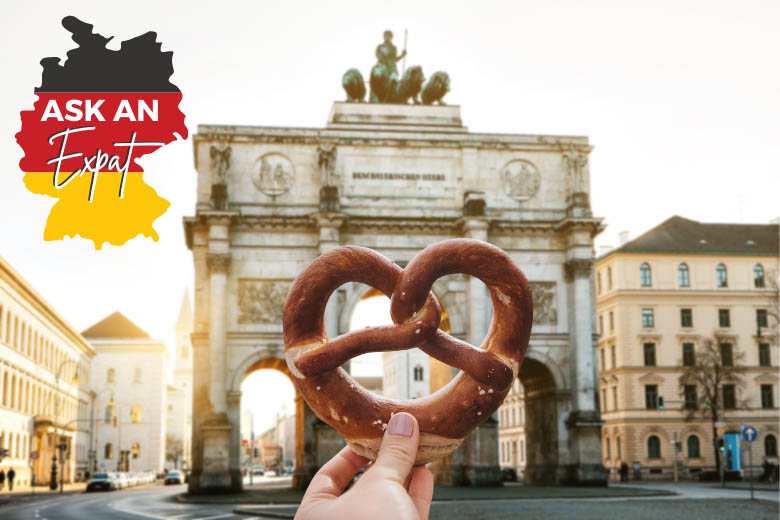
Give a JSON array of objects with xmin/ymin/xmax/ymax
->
[
  {"xmin": 501, "ymin": 468, "xmax": 518, "ymax": 482},
  {"xmin": 252, "ymin": 465, "xmax": 265, "ymax": 476},
  {"xmin": 86, "ymin": 472, "xmax": 116, "ymax": 492},
  {"xmin": 115, "ymin": 473, "xmax": 129, "ymax": 489},
  {"xmin": 165, "ymin": 470, "xmax": 184, "ymax": 485},
  {"xmin": 266, "ymin": 470, "xmax": 277, "ymax": 477}
]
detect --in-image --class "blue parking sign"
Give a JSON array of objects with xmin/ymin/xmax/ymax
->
[{"xmin": 742, "ymin": 426, "xmax": 758, "ymax": 443}]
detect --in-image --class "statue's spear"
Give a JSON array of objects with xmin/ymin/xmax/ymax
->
[{"xmin": 402, "ymin": 28, "xmax": 408, "ymax": 75}]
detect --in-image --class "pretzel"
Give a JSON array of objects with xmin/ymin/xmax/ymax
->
[{"xmin": 283, "ymin": 238, "xmax": 533, "ymax": 464}]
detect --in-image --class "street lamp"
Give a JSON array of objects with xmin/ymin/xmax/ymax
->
[{"xmin": 52, "ymin": 359, "xmax": 81, "ymax": 493}]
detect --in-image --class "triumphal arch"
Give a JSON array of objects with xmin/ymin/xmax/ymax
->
[{"xmin": 185, "ymin": 57, "xmax": 606, "ymax": 492}]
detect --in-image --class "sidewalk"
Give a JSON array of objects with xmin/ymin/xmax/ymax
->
[{"xmin": 0, "ymin": 482, "xmax": 87, "ymax": 504}]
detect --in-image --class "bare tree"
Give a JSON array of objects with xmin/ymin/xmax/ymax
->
[
  {"xmin": 166, "ymin": 433, "xmax": 183, "ymax": 469},
  {"xmin": 678, "ymin": 334, "xmax": 747, "ymax": 470}
]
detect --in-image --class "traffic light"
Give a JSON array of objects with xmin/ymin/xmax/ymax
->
[
  {"xmin": 717, "ymin": 437, "xmax": 725, "ymax": 452},
  {"xmin": 657, "ymin": 396, "xmax": 664, "ymax": 411}
]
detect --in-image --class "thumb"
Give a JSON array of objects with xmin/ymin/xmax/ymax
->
[{"xmin": 371, "ymin": 412, "xmax": 420, "ymax": 485}]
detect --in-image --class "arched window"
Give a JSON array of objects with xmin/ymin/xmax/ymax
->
[
  {"xmin": 131, "ymin": 442, "xmax": 140, "ymax": 459},
  {"xmin": 107, "ymin": 368, "xmax": 115, "ymax": 384},
  {"xmin": 754, "ymin": 264, "xmax": 765, "ymax": 288},
  {"xmin": 640, "ymin": 263, "xmax": 652, "ymax": 287},
  {"xmin": 687, "ymin": 435, "xmax": 700, "ymax": 458},
  {"xmin": 105, "ymin": 442, "xmax": 113, "ymax": 459},
  {"xmin": 678, "ymin": 263, "xmax": 690, "ymax": 287},
  {"xmin": 130, "ymin": 405, "xmax": 142, "ymax": 423},
  {"xmin": 413, "ymin": 365, "xmax": 424, "ymax": 382},
  {"xmin": 716, "ymin": 264, "xmax": 728, "ymax": 287},
  {"xmin": 133, "ymin": 367, "xmax": 142, "ymax": 383},
  {"xmin": 766, "ymin": 434, "xmax": 778, "ymax": 457},
  {"xmin": 647, "ymin": 435, "xmax": 661, "ymax": 459},
  {"xmin": 180, "ymin": 345, "xmax": 189, "ymax": 360}
]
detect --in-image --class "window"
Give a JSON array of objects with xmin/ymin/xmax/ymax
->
[
  {"xmin": 600, "ymin": 349, "xmax": 605, "ymax": 372},
  {"xmin": 687, "ymin": 435, "xmax": 700, "ymax": 458},
  {"xmin": 130, "ymin": 404, "xmax": 142, "ymax": 423},
  {"xmin": 641, "ymin": 308, "xmax": 655, "ymax": 328},
  {"xmin": 105, "ymin": 442, "xmax": 113, "ymax": 459},
  {"xmin": 601, "ymin": 389, "xmax": 607, "ymax": 411},
  {"xmin": 511, "ymin": 408, "xmax": 516, "ymax": 425},
  {"xmin": 718, "ymin": 309, "xmax": 730, "ymax": 328},
  {"xmin": 598, "ymin": 316, "xmax": 603, "ymax": 335},
  {"xmin": 759, "ymin": 343, "xmax": 770, "ymax": 367},
  {"xmin": 684, "ymin": 384, "xmax": 698, "ymax": 409},
  {"xmin": 131, "ymin": 442, "xmax": 140, "ymax": 459},
  {"xmin": 606, "ymin": 437, "xmax": 611, "ymax": 459},
  {"xmin": 609, "ymin": 311, "xmax": 614, "ymax": 331},
  {"xmin": 597, "ymin": 272, "xmax": 602, "ymax": 294},
  {"xmin": 754, "ymin": 264, "xmax": 765, "ymax": 288},
  {"xmin": 617, "ymin": 437, "xmax": 622, "ymax": 460},
  {"xmin": 722, "ymin": 384, "xmax": 736, "ymax": 409},
  {"xmin": 640, "ymin": 263, "xmax": 652, "ymax": 287},
  {"xmin": 716, "ymin": 264, "xmax": 728, "ymax": 287},
  {"xmin": 720, "ymin": 343, "xmax": 733, "ymax": 366},
  {"xmin": 107, "ymin": 368, "xmax": 115, "ymax": 384},
  {"xmin": 413, "ymin": 365, "xmax": 424, "ymax": 382},
  {"xmin": 180, "ymin": 345, "xmax": 189, "ymax": 359},
  {"xmin": 757, "ymin": 309, "xmax": 768, "ymax": 329},
  {"xmin": 647, "ymin": 435, "xmax": 661, "ymax": 459},
  {"xmin": 682, "ymin": 343, "xmax": 695, "ymax": 367},
  {"xmin": 607, "ymin": 267, "xmax": 612, "ymax": 290},
  {"xmin": 645, "ymin": 385, "xmax": 658, "ymax": 409},
  {"xmin": 612, "ymin": 387, "xmax": 618, "ymax": 410},
  {"xmin": 610, "ymin": 345, "xmax": 616, "ymax": 368},
  {"xmin": 643, "ymin": 343, "xmax": 656, "ymax": 366},
  {"xmin": 766, "ymin": 434, "xmax": 778, "ymax": 456},
  {"xmin": 680, "ymin": 309, "xmax": 693, "ymax": 328},
  {"xmin": 678, "ymin": 263, "xmax": 690, "ymax": 287},
  {"xmin": 133, "ymin": 367, "xmax": 142, "ymax": 383},
  {"xmin": 104, "ymin": 405, "xmax": 113, "ymax": 424},
  {"xmin": 761, "ymin": 385, "xmax": 774, "ymax": 409}
]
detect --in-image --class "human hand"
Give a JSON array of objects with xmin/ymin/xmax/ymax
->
[{"xmin": 295, "ymin": 412, "xmax": 434, "ymax": 520}]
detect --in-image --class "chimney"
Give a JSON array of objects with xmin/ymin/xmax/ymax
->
[
  {"xmin": 599, "ymin": 245, "xmax": 613, "ymax": 256},
  {"xmin": 619, "ymin": 231, "xmax": 630, "ymax": 245}
]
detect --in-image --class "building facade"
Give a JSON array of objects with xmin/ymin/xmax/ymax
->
[
  {"xmin": 0, "ymin": 256, "xmax": 94, "ymax": 487},
  {"xmin": 166, "ymin": 293, "xmax": 194, "ymax": 470},
  {"xmin": 498, "ymin": 378, "xmax": 526, "ymax": 478},
  {"xmin": 381, "ymin": 350, "xmax": 430, "ymax": 400},
  {"xmin": 83, "ymin": 312, "xmax": 168, "ymax": 474},
  {"xmin": 595, "ymin": 216, "xmax": 779, "ymax": 479}
]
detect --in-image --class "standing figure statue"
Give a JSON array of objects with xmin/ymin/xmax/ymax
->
[{"xmin": 376, "ymin": 30, "xmax": 406, "ymax": 79}]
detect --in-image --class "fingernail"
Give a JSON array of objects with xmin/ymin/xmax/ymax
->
[{"xmin": 388, "ymin": 412, "xmax": 414, "ymax": 437}]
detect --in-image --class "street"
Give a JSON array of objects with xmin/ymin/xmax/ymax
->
[{"xmin": 0, "ymin": 479, "xmax": 776, "ymax": 520}]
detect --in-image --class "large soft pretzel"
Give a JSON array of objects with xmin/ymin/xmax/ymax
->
[{"xmin": 283, "ymin": 238, "xmax": 533, "ymax": 464}]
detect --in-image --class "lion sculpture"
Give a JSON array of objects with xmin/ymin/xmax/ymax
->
[
  {"xmin": 421, "ymin": 71, "xmax": 450, "ymax": 105},
  {"xmin": 341, "ymin": 68, "xmax": 366, "ymax": 102},
  {"xmin": 393, "ymin": 65, "xmax": 424, "ymax": 104}
]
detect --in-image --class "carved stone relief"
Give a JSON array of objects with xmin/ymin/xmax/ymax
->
[
  {"xmin": 500, "ymin": 159, "xmax": 540, "ymax": 201},
  {"xmin": 253, "ymin": 152, "xmax": 295, "ymax": 196},
  {"xmin": 529, "ymin": 281, "xmax": 557, "ymax": 325},
  {"xmin": 238, "ymin": 280, "xmax": 291, "ymax": 324}
]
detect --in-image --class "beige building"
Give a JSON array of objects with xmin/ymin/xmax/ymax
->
[
  {"xmin": 595, "ymin": 216, "xmax": 779, "ymax": 479},
  {"xmin": 83, "ymin": 312, "xmax": 168, "ymax": 474},
  {"xmin": 166, "ymin": 292, "xmax": 193, "ymax": 470},
  {"xmin": 498, "ymin": 378, "xmax": 526, "ymax": 478},
  {"xmin": 0, "ymin": 256, "xmax": 94, "ymax": 487}
]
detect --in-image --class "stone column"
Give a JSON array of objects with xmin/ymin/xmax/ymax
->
[
  {"xmin": 293, "ymin": 393, "xmax": 320, "ymax": 490},
  {"xmin": 462, "ymin": 218, "xmax": 489, "ymax": 345},
  {"xmin": 226, "ymin": 391, "xmax": 243, "ymax": 490},
  {"xmin": 312, "ymin": 213, "xmax": 345, "ymax": 343},
  {"xmin": 564, "ymin": 257, "xmax": 607, "ymax": 485}
]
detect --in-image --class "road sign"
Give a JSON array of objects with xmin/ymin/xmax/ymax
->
[
  {"xmin": 742, "ymin": 425, "xmax": 758, "ymax": 443},
  {"xmin": 30, "ymin": 450, "xmax": 39, "ymax": 459},
  {"xmin": 717, "ymin": 427, "xmax": 725, "ymax": 436}
]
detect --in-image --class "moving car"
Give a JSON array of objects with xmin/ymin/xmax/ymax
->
[
  {"xmin": 165, "ymin": 470, "xmax": 184, "ymax": 485},
  {"xmin": 86, "ymin": 472, "xmax": 116, "ymax": 492}
]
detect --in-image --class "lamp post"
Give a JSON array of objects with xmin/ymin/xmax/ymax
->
[{"xmin": 53, "ymin": 359, "xmax": 80, "ymax": 493}]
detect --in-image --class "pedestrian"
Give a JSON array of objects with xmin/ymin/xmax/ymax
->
[
  {"xmin": 619, "ymin": 462, "xmax": 629, "ymax": 482},
  {"xmin": 0, "ymin": 469, "xmax": 5, "ymax": 491},
  {"xmin": 7, "ymin": 468, "xmax": 15, "ymax": 491}
]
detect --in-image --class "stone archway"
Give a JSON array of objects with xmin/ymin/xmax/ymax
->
[{"xmin": 520, "ymin": 356, "xmax": 561, "ymax": 484}]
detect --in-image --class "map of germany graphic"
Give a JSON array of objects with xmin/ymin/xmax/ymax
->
[{"xmin": 16, "ymin": 16, "xmax": 187, "ymax": 249}]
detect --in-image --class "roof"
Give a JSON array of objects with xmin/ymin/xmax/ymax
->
[
  {"xmin": 81, "ymin": 311, "xmax": 151, "ymax": 339},
  {"xmin": 602, "ymin": 216, "xmax": 779, "ymax": 258}
]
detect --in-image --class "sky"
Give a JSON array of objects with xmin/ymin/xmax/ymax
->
[{"xmin": 1, "ymin": 1, "xmax": 778, "ymax": 427}]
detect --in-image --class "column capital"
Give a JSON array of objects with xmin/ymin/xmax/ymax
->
[
  {"xmin": 226, "ymin": 391, "xmax": 241, "ymax": 406},
  {"xmin": 207, "ymin": 253, "xmax": 232, "ymax": 273},
  {"xmin": 564, "ymin": 258, "xmax": 593, "ymax": 281}
]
